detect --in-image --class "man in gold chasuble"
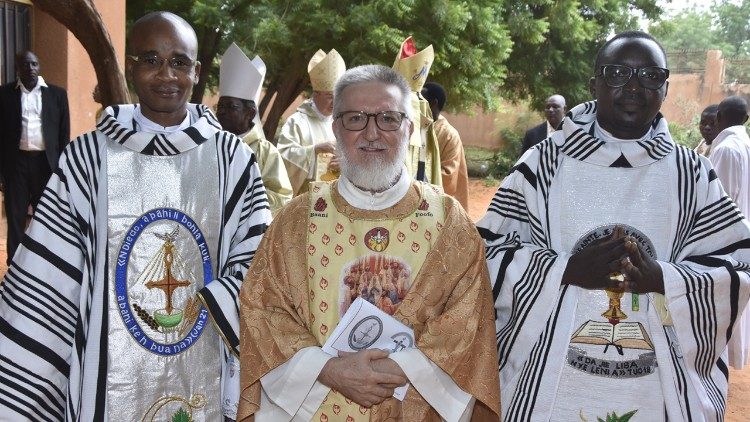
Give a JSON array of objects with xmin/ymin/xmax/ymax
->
[{"xmin": 238, "ymin": 65, "xmax": 500, "ymax": 421}]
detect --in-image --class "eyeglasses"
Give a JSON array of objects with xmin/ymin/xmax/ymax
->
[
  {"xmin": 335, "ymin": 111, "xmax": 407, "ymax": 131},
  {"xmin": 128, "ymin": 54, "xmax": 196, "ymax": 74},
  {"xmin": 596, "ymin": 64, "xmax": 669, "ymax": 90}
]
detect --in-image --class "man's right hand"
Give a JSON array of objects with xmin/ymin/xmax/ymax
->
[
  {"xmin": 314, "ymin": 141, "xmax": 336, "ymax": 155},
  {"xmin": 561, "ymin": 226, "xmax": 630, "ymax": 290},
  {"xmin": 317, "ymin": 349, "xmax": 408, "ymax": 407}
]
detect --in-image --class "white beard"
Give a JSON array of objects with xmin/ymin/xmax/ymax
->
[{"xmin": 338, "ymin": 139, "xmax": 408, "ymax": 192}]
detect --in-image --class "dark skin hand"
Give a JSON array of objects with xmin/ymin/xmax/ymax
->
[
  {"xmin": 562, "ymin": 226, "xmax": 665, "ymax": 294},
  {"xmin": 318, "ymin": 349, "xmax": 408, "ymax": 408},
  {"xmin": 562, "ymin": 226, "xmax": 631, "ymax": 290},
  {"xmin": 618, "ymin": 237, "xmax": 665, "ymax": 294}
]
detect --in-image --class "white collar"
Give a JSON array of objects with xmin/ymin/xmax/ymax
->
[
  {"xmin": 17, "ymin": 76, "xmax": 47, "ymax": 93},
  {"xmin": 593, "ymin": 121, "xmax": 653, "ymax": 143},
  {"xmin": 133, "ymin": 105, "xmax": 192, "ymax": 134},
  {"xmin": 337, "ymin": 164, "xmax": 411, "ymax": 210}
]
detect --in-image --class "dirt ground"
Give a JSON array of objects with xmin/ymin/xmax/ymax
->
[
  {"xmin": 467, "ymin": 178, "xmax": 749, "ymax": 421},
  {"xmin": 0, "ymin": 181, "xmax": 747, "ymax": 418}
]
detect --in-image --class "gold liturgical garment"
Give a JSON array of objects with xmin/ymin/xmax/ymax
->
[{"xmin": 238, "ymin": 181, "xmax": 501, "ymax": 421}]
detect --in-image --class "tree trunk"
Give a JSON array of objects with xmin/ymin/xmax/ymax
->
[
  {"xmin": 191, "ymin": 26, "xmax": 221, "ymax": 104},
  {"xmin": 33, "ymin": 0, "xmax": 129, "ymax": 106},
  {"xmin": 262, "ymin": 73, "xmax": 306, "ymax": 142}
]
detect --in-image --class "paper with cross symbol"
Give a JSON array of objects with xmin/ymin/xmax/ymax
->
[{"xmin": 322, "ymin": 297, "xmax": 414, "ymax": 400}]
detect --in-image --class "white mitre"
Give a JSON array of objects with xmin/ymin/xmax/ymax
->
[
  {"xmin": 219, "ymin": 42, "xmax": 267, "ymax": 130},
  {"xmin": 308, "ymin": 49, "xmax": 346, "ymax": 92}
]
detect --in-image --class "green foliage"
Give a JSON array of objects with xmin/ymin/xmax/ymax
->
[
  {"xmin": 127, "ymin": 0, "xmax": 664, "ymax": 129},
  {"xmin": 649, "ymin": 1, "xmax": 750, "ymax": 82},
  {"xmin": 171, "ymin": 408, "xmax": 191, "ymax": 422},
  {"xmin": 501, "ymin": 0, "xmax": 663, "ymax": 110},
  {"xmin": 595, "ymin": 409, "xmax": 638, "ymax": 422},
  {"xmin": 668, "ymin": 121, "xmax": 702, "ymax": 150}
]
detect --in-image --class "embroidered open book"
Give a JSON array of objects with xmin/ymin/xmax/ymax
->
[
  {"xmin": 570, "ymin": 320, "xmax": 654, "ymax": 351},
  {"xmin": 322, "ymin": 297, "xmax": 415, "ymax": 400}
]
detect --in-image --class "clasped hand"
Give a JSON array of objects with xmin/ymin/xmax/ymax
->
[
  {"xmin": 561, "ymin": 226, "xmax": 664, "ymax": 294},
  {"xmin": 318, "ymin": 349, "xmax": 408, "ymax": 408}
]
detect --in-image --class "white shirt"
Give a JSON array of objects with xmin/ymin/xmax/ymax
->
[
  {"xmin": 18, "ymin": 76, "xmax": 47, "ymax": 151},
  {"xmin": 133, "ymin": 105, "xmax": 193, "ymax": 133},
  {"xmin": 710, "ymin": 125, "xmax": 750, "ymax": 215}
]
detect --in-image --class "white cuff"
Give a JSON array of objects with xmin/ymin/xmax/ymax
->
[
  {"xmin": 258, "ymin": 347, "xmax": 332, "ymax": 421},
  {"xmin": 389, "ymin": 349, "xmax": 473, "ymax": 421}
]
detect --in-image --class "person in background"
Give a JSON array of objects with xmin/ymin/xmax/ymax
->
[
  {"xmin": 709, "ymin": 95, "xmax": 750, "ymax": 370},
  {"xmin": 392, "ymin": 36, "xmax": 442, "ymax": 185},
  {"xmin": 520, "ymin": 94, "xmax": 566, "ymax": 154},
  {"xmin": 0, "ymin": 50, "xmax": 69, "ymax": 264},
  {"xmin": 694, "ymin": 103, "xmax": 719, "ymax": 157},
  {"xmin": 421, "ymin": 81, "xmax": 469, "ymax": 209},
  {"xmin": 217, "ymin": 42, "xmax": 292, "ymax": 214},
  {"xmin": 277, "ymin": 49, "xmax": 346, "ymax": 196}
]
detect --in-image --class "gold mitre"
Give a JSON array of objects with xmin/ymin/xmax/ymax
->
[
  {"xmin": 308, "ymin": 49, "xmax": 346, "ymax": 92},
  {"xmin": 220, "ymin": 42, "xmax": 266, "ymax": 105},
  {"xmin": 392, "ymin": 36, "xmax": 434, "ymax": 91}
]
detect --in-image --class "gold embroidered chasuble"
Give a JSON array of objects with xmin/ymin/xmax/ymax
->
[
  {"xmin": 238, "ymin": 181, "xmax": 500, "ymax": 421},
  {"xmin": 405, "ymin": 93, "xmax": 442, "ymax": 186}
]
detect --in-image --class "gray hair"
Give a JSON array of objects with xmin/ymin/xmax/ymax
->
[{"xmin": 333, "ymin": 64, "xmax": 412, "ymax": 120}]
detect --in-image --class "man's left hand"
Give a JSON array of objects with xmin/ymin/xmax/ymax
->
[{"xmin": 618, "ymin": 236, "xmax": 665, "ymax": 294}]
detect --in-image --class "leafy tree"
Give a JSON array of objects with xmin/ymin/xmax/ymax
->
[
  {"xmin": 127, "ymin": 0, "xmax": 662, "ymax": 139},
  {"xmin": 714, "ymin": 0, "xmax": 750, "ymax": 56},
  {"xmin": 649, "ymin": 0, "xmax": 750, "ymax": 82},
  {"xmin": 501, "ymin": 0, "xmax": 662, "ymax": 110},
  {"xmin": 649, "ymin": 10, "xmax": 730, "ymax": 52},
  {"xmin": 36, "ymin": 0, "xmax": 129, "ymax": 105}
]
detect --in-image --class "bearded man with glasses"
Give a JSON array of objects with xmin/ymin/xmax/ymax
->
[
  {"xmin": 238, "ymin": 64, "xmax": 500, "ymax": 421},
  {"xmin": 0, "ymin": 11, "xmax": 272, "ymax": 421},
  {"xmin": 479, "ymin": 30, "xmax": 750, "ymax": 421}
]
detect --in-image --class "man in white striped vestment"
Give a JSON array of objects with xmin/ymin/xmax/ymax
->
[
  {"xmin": 0, "ymin": 11, "xmax": 272, "ymax": 421},
  {"xmin": 478, "ymin": 31, "xmax": 750, "ymax": 421}
]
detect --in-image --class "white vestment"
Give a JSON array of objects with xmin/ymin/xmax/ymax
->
[
  {"xmin": 478, "ymin": 101, "xmax": 750, "ymax": 422},
  {"xmin": 0, "ymin": 104, "xmax": 272, "ymax": 421}
]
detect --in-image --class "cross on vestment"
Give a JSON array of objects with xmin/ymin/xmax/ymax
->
[{"xmin": 145, "ymin": 240, "xmax": 190, "ymax": 314}]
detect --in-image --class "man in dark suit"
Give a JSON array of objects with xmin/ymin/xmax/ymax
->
[
  {"xmin": 0, "ymin": 50, "xmax": 69, "ymax": 263},
  {"xmin": 520, "ymin": 94, "xmax": 566, "ymax": 154}
]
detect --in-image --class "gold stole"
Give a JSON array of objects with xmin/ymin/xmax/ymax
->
[
  {"xmin": 307, "ymin": 181, "xmax": 444, "ymax": 421},
  {"xmin": 405, "ymin": 92, "xmax": 442, "ymax": 186}
]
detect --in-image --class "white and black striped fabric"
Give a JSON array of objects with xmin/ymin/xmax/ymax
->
[
  {"xmin": 0, "ymin": 104, "xmax": 271, "ymax": 421},
  {"xmin": 477, "ymin": 101, "xmax": 750, "ymax": 421}
]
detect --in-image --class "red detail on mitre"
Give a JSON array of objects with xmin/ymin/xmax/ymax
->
[{"xmin": 400, "ymin": 36, "xmax": 417, "ymax": 59}]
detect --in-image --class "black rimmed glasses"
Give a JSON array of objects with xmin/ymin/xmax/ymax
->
[
  {"xmin": 335, "ymin": 111, "xmax": 407, "ymax": 131},
  {"xmin": 596, "ymin": 64, "xmax": 670, "ymax": 90},
  {"xmin": 128, "ymin": 54, "xmax": 196, "ymax": 74}
]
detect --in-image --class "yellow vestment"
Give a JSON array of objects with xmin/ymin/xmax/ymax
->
[
  {"xmin": 238, "ymin": 181, "xmax": 500, "ymax": 421},
  {"xmin": 242, "ymin": 125, "xmax": 293, "ymax": 214},
  {"xmin": 434, "ymin": 115, "xmax": 469, "ymax": 209}
]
